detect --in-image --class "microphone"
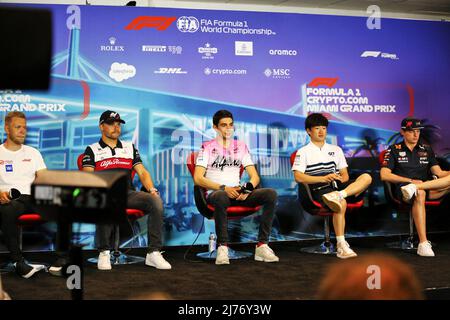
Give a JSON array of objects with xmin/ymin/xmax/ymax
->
[
  {"xmin": 9, "ymin": 188, "xmax": 21, "ymax": 200},
  {"xmin": 240, "ymin": 182, "xmax": 254, "ymax": 194}
]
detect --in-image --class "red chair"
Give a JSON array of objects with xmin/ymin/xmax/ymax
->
[
  {"xmin": 379, "ymin": 149, "xmax": 442, "ymax": 250},
  {"xmin": 186, "ymin": 152, "xmax": 261, "ymax": 259},
  {"xmin": 289, "ymin": 151, "xmax": 364, "ymax": 254},
  {"xmin": 77, "ymin": 154, "xmax": 145, "ymax": 265},
  {"xmin": 0, "ymin": 213, "xmax": 47, "ymax": 273}
]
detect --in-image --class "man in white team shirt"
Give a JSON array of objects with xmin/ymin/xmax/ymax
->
[
  {"xmin": 0, "ymin": 111, "xmax": 47, "ymax": 278},
  {"xmin": 292, "ymin": 113, "xmax": 372, "ymax": 259},
  {"xmin": 194, "ymin": 110, "xmax": 279, "ymax": 265}
]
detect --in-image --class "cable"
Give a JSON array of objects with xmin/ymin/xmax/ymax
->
[{"xmin": 183, "ymin": 217, "xmax": 207, "ymax": 263}]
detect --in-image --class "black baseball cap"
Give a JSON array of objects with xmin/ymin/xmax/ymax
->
[
  {"xmin": 401, "ymin": 117, "xmax": 423, "ymax": 130},
  {"xmin": 99, "ymin": 110, "xmax": 125, "ymax": 124}
]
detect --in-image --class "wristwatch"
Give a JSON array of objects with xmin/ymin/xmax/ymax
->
[{"xmin": 219, "ymin": 185, "xmax": 226, "ymax": 191}]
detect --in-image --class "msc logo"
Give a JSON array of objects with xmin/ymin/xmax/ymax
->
[
  {"xmin": 154, "ymin": 68, "xmax": 187, "ymax": 74},
  {"xmin": 264, "ymin": 68, "xmax": 290, "ymax": 79},
  {"xmin": 177, "ymin": 16, "xmax": 199, "ymax": 33},
  {"xmin": 125, "ymin": 16, "xmax": 176, "ymax": 31}
]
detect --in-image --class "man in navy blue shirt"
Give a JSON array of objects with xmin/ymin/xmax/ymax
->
[{"xmin": 381, "ymin": 117, "xmax": 450, "ymax": 257}]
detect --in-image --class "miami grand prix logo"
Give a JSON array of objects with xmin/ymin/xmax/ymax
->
[{"xmin": 125, "ymin": 16, "xmax": 177, "ymax": 31}]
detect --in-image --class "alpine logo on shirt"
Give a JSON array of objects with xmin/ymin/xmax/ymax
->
[{"xmin": 211, "ymin": 155, "xmax": 243, "ymax": 171}]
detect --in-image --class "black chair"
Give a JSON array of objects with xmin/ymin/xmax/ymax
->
[{"xmin": 290, "ymin": 151, "xmax": 364, "ymax": 254}]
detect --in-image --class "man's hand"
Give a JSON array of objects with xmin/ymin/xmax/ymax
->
[
  {"xmin": 0, "ymin": 191, "xmax": 11, "ymax": 205},
  {"xmin": 322, "ymin": 173, "xmax": 343, "ymax": 183},
  {"xmin": 412, "ymin": 179, "xmax": 423, "ymax": 184},
  {"xmin": 236, "ymin": 193, "xmax": 250, "ymax": 201},
  {"xmin": 147, "ymin": 188, "xmax": 160, "ymax": 197},
  {"xmin": 224, "ymin": 186, "xmax": 240, "ymax": 199}
]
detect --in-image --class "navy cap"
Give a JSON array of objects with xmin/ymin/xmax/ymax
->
[
  {"xmin": 99, "ymin": 110, "xmax": 125, "ymax": 124},
  {"xmin": 401, "ymin": 118, "xmax": 423, "ymax": 130}
]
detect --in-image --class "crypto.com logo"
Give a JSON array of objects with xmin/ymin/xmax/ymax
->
[{"xmin": 125, "ymin": 16, "xmax": 176, "ymax": 31}]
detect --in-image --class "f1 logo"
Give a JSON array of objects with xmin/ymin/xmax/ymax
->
[
  {"xmin": 125, "ymin": 16, "xmax": 177, "ymax": 31},
  {"xmin": 308, "ymin": 77, "xmax": 338, "ymax": 87}
]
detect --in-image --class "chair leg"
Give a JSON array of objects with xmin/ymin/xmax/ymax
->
[
  {"xmin": 19, "ymin": 227, "xmax": 23, "ymax": 252},
  {"xmin": 88, "ymin": 222, "xmax": 145, "ymax": 265},
  {"xmin": 197, "ymin": 246, "xmax": 253, "ymax": 260},
  {"xmin": 196, "ymin": 228, "xmax": 253, "ymax": 260},
  {"xmin": 300, "ymin": 216, "xmax": 336, "ymax": 255},
  {"xmin": 386, "ymin": 210, "xmax": 416, "ymax": 250}
]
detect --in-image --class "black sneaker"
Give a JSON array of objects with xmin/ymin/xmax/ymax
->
[
  {"xmin": 49, "ymin": 258, "xmax": 68, "ymax": 277},
  {"xmin": 14, "ymin": 260, "xmax": 40, "ymax": 279}
]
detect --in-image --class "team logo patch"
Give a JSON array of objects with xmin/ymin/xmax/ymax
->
[
  {"xmin": 399, "ymin": 152, "xmax": 406, "ymax": 157},
  {"xmin": 417, "ymin": 152, "xmax": 428, "ymax": 157},
  {"xmin": 5, "ymin": 164, "xmax": 13, "ymax": 172}
]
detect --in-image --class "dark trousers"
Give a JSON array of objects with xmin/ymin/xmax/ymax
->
[
  {"xmin": 0, "ymin": 195, "xmax": 70, "ymax": 262},
  {"xmin": 96, "ymin": 190, "xmax": 164, "ymax": 253},
  {"xmin": 0, "ymin": 195, "xmax": 34, "ymax": 262},
  {"xmin": 206, "ymin": 188, "xmax": 277, "ymax": 245}
]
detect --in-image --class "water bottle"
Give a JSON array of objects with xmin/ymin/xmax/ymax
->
[{"xmin": 208, "ymin": 232, "xmax": 216, "ymax": 254}]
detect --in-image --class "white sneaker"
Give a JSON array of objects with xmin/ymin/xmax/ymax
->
[
  {"xmin": 145, "ymin": 251, "xmax": 172, "ymax": 270},
  {"xmin": 322, "ymin": 191, "xmax": 344, "ymax": 213},
  {"xmin": 417, "ymin": 241, "xmax": 435, "ymax": 257},
  {"xmin": 255, "ymin": 244, "xmax": 279, "ymax": 262},
  {"xmin": 401, "ymin": 183, "xmax": 417, "ymax": 202},
  {"xmin": 98, "ymin": 250, "xmax": 112, "ymax": 270},
  {"xmin": 337, "ymin": 241, "xmax": 357, "ymax": 259},
  {"xmin": 215, "ymin": 245, "xmax": 230, "ymax": 265}
]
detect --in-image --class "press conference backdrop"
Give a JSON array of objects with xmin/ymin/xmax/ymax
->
[{"xmin": 0, "ymin": 4, "xmax": 449, "ymax": 251}]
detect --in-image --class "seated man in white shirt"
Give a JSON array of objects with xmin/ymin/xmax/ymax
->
[
  {"xmin": 193, "ymin": 110, "xmax": 279, "ymax": 265},
  {"xmin": 0, "ymin": 112, "xmax": 47, "ymax": 278},
  {"xmin": 292, "ymin": 113, "xmax": 372, "ymax": 259}
]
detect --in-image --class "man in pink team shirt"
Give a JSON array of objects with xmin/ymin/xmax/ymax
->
[{"xmin": 194, "ymin": 110, "xmax": 279, "ymax": 265}]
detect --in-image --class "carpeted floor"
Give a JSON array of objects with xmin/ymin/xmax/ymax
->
[{"xmin": 2, "ymin": 234, "xmax": 450, "ymax": 300}]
